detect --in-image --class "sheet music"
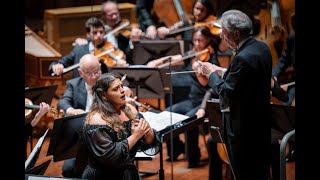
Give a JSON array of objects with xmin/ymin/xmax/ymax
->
[
  {"xmin": 28, "ymin": 177, "xmax": 74, "ymax": 180},
  {"xmin": 140, "ymin": 111, "xmax": 189, "ymax": 132},
  {"xmin": 135, "ymin": 151, "xmax": 155, "ymax": 159}
]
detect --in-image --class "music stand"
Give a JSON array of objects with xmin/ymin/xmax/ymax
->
[
  {"xmin": 47, "ymin": 113, "xmax": 86, "ymax": 162},
  {"xmin": 132, "ymin": 40, "xmax": 183, "ymax": 65},
  {"xmin": 206, "ymin": 99, "xmax": 225, "ymax": 143},
  {"xmin": 25, "ymin": 85, "xmax": 57, "ymax": 105},
  {"xmin": 271, "ymin": 104, "xmax": 295, "ymax": 140},
  {"xmin": 206, "ymin": 99, "xmax": 296, "ymax": 141},
  {"xmin": 25, "ymin": 128, "xmax": 50, "ymax": 171},
  {"xmin": 25, "ymin": 159, "xmax": 51, "ymax": 175},
  {"xmin": 108, "ymin": 66, "xmax": 165, "ymax": 99}
]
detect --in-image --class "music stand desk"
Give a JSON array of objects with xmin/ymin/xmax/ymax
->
[
  {"xmin": 25, "ymin": 85, "xmax": 57, "ymax": 106},
  {"xmin": 132, "ymin": 40, "xmax": 182, "ymax": 65},
  {"xmin": 134, "ymin": 152, "xmax": 156, "ymax": 177},
  {"xmin": 25, "ymin": 159, "xmax": 51, "ymax": 176},
  {"xmin": 47, "ymin": 113, "xmax": 86, "ymax": 162},
  {"xmin": 25, "ymin": 174, "xmax": 86, "ymax": 180},
  {"xmin": 108, "ymin": 66, "xmax": 166, "ymax": 99},
  {"xmin": 140, "ymin": 110, "xmax": 200, "ymax": 180}
]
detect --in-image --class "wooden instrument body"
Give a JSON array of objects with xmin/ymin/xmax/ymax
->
[
  {"xmin": 153, "ymin": 0, "xmax": 195, "ymax": 27},
  {"xmin": 255, "ymin": 0, "xmax": 295, "ymax": 67}
]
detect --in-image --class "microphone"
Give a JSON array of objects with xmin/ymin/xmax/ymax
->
[{"xmin": 211, "ymin": 125, "xmax": 237, "ymax": 180}]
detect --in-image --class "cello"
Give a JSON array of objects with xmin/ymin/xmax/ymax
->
[
  {"xmin": 255, "ymin": 0, "xmax": 294, "ymax": 67},
  {"xmin": 153, "ymin": 0, "xmax": 194, "ymax": 27}
]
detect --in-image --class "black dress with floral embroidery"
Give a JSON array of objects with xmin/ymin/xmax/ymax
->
[{"xmin": 81, "ymin": 117, "xmax": 160, "ymax": 180}]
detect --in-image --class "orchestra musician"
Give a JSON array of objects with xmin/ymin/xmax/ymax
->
[
  {"xmin": 56, "ymin": 54, "xmax": 102, "ymax": 178},
  {"xmin": 135, "ymin": 0, "xmax": 161, "ymax": 40},
  {"xmin": 74, "ymin": 0, "xmax": 143, "ymax": 65},
  {"xmin": 163, "ymin": 25, "xmax": 221, "ymax": 168},
  {"xmin": 48, "ymin": 17, "xmax": 114, "ymax": 78},
  {"xmin": 157, "ymin": 0, "xmax": 221, "ymax": 42},
  {"xmin": 146, "ymin": 0, "xmax": 228, "ymax": 114}
]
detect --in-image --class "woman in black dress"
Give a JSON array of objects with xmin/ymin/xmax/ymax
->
[{"xmin": 81, "ymin": 73, "xmax": 160, "ymax": 180}]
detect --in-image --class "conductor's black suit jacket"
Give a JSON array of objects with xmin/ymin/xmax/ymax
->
[{"xmin": 208, "ymin": 37, "xmax": 272, "ymax": 179}]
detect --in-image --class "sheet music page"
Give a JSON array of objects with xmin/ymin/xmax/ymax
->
[
  {"xmin": 140, "ymin": 111, "xmax": 189, "ymax": 131},
  {"xmin": 135, "ymin": 151, "xmax": 155, "ymax": 159}
]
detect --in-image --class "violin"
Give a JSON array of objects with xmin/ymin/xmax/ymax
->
[
  {"xmin": 154, "ymin": 47, "xmax": 212, "ymax": 69},
  {"xmin": 167, "ymin": 15, "xmax": 222, "ymax": 37},
  {"xmin": 94, "ymin": 41, "xmax": 126, "ymax": 67},
  {"xmin": 192, "ymin": 45, "xmax": 214, "ymax": 63},
  {"xmin": 105, "ymin": 19, "xmax": 144, "ymax": 39}
]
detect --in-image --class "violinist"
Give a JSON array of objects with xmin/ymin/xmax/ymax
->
[
  {"xmin": 49, "ymin": 17, "xmax": 111, "ymax": 78},
  {"xmin": 74, "ymin": 0, "xmax": 143, "ymax": 65},
  {"xmin": 102, "ymin": 0, "xmax": 135, "ymax": 53},
  {"xmin": 157, "ymin": 0, "xmax": 220, "ymax": 41},
  {"xmin": 163, "ymin": 25, "xmax": 221, "ymax": 168}
]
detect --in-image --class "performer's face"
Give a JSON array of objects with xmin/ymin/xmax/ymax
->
[{"xmin": 105, "ymin": 79, "xmax": 126, "ymax": 107}]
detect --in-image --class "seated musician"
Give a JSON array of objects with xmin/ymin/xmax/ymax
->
[
  {"xmin": 156, "ymin": 0, "xmax": 221, "ymax": 42},
  {"xmin": 146, "ymin": 0, "xmax": 227, "ymax": 102},
  {"xmin": 49, "ymin": 17, "xmax": 127, "ymax": 78},
  {"xmin": 162, "ymin": 25, "xmax": 221, "ymax": 168},
  {"xmin": 74, "ymin": 0, "xmax": 143, "ymax": 65},
  {"xmin": 56, "ymin": 54, "xmax": 102, "ymax": 178},
  {"xmin": 135, "ymin": 0, "xmax": 161, "ymax": 40}
]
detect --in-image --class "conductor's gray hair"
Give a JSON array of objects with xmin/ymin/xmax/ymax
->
[{"xmin": 220, "ymin": 9, "xmax": 253, "ymax": 38}]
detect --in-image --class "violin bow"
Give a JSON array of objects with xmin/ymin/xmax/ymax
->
[
  {"xmin": 104, "ymin": 21, "xmax": 130, "ymax": 39},
  {"xmin": 158, "ymin": 48, "xmax": 209, "ymax": 68},
  {"xmin": 51, "ymin": 47, "xmax": 115, "ymax": 76}
]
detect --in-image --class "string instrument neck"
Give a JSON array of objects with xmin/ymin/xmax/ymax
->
[
  {"xmin": 24, "ymin": 104, "xmax": 60, "ymax": 115},
  {"xmin": 104, "ymin": 20, "xmax": 130, "ymax": 39},
  {"xmin": 168, "ymin": 16, "xmax": 221, "ymax": 36},
  {"xmin": 158, "ymin": 48, "xmax": 211, "ymax": 68}
]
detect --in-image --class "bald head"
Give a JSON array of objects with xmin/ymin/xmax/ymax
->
[
  {"xmin": 78, "ymin": 54, "xmax": 102, "ymax": 86},
  {"xmin": 79, "ymin": 54, "xmax": 100, "ymax": 71}
]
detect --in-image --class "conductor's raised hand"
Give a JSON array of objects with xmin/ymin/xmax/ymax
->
[{"xmin": 197, "ymin": 61, "xmax": 216, "ymax": 78}]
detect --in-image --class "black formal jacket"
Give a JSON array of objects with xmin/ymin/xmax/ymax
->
[
  {"xmin": 58, "ymin": 77, "xmax": 87, "ymax": 113},
  {"xmin": 208, "ymin": 37, "xmax": 272, "ymax": 179}
]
